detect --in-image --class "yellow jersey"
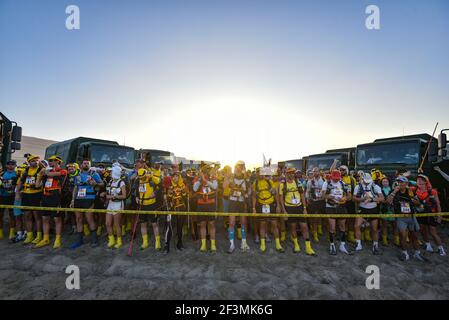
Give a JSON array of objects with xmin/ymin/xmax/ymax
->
[
  {"xmin": 137, "ymin": 174, "xmax": 160, "ymax": 206},
  {"xmin": 21, "ymin": 167, "xmax": 43, "ymax": 194},
  {"xmin": 253, "ymin": 179, "xmax": 275, "ymax": 205},
  {"xmin": 279, "ymin": 181, "xmax": 303, "ymax": 207}
]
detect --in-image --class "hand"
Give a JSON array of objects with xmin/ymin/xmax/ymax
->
[
  {"xmin": 69, "ymin": 200, "xmax": 74, "ymax": 209},
  {"xmin": 276, "ymin": 206, "xmax": 281, "ymax": 214},
  {"xmin": 436, "ymin": 216, "xmax": 442, "ymax": 224},
  {"xmin": 303, "ymin": 208, "xmax": 308, "ymax": 215},
  {"xmin": 252, "ymin": 207, "xmax": 257, "ymax": 214},
  {"xmin": 434, "ymin": 166, "xmax": 440, "ymax": 172},
  {"xmin": 394, "ymin": 186, "xmax": 400, "ymax": 193}
]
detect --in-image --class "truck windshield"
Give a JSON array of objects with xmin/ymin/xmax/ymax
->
[
  {"xmin": 91, "ymin": 145, "xmax": 135, "ymax": 165},
  {"xmin": 285, "ymin": 160, "xmax": 303, "ymax": 171},
  {"xmin": 356, "ymin": 141, "xmax": 420, "ymax": 166},
  {"xmin": 151, "ymin": 153, "xmax": 175, "ymax": 165},
  {"xmin": 307, "ymin": 155, "xmax": 341, "ymax": 170}
]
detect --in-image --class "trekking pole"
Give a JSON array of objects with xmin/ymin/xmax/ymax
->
[
  {"xmin": 127, "ymin": 199, "xmax": 141, "ymax": 257},
  {"xmin": 419, "ymin": 122, "xmax": 439, "ymax": 172},
  {"xmin": 187, "ymin": 191, "xmax": 190, "ymax": 229}
]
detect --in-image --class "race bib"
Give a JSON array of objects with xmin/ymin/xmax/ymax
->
[
  {"xmin": 202, "ymin": 187, "xmax": 210, "ymax": 194},
  {"xmin": 400, "ymin": 202, "xmax": 411, "ymax": 213},
  {"xmin": 262, "ymin": 204, "xmax": 270, "ymax": 214},
  {"xmin": 291, "ymin": 198, "xmax": 300, "ymax": 205},
  {"xmin": 232, "ymin": 191, "xmax": 242, "ymax": 198},
  {"xmin": 314, "ymin": 190, "xmax": 321, "ymax": 199},
  {"xmin": 45, "ymin": 178, "xmax": 53, "ymax": 188},
  {"xmin": 139, "ymin": 184, "xmax": 146, "ymax": 193},
  {"xmin": 77, "ymin": 187, "xmax": 87, "ymax": 198},
  {"xmin": 25, "ymin": 176, "xmax": 35, "ymax": 185}
]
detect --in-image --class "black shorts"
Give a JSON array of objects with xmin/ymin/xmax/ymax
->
[
  {"xmin": 21, "ymin": 192, "xmax": 42, "ymax": 208},
  {"xmin": 41, "ymin": 192, "xmax": 62, "ymax": 218},
  {"xmin": 229, "ymin": 201, "xmax": 245, "ymax": 214},
  {"xmin": 140, "ymin": 202, "xmax": 159, "ymax": 223},
  {"xmin": 308, "ymin": 200, "xmax": 325, "ymax": 215},
  {"xmin": 326, "ymin": 205, "xmax": 347, "ymax": 218},
  {"xmin": 256, "ymin": 203, "xmax": 277, "ymax": 221},
  {"xmin": 345, "ymin": 201, "xmax": 356, "ymax": 215},
  {"xmin": 197, "ymin": 202, "xmax": 216, "ymax": 221},
  {"xmin": 285, "ymin": 205, "xmax": 306, "ymax": 224},
  {"xmin": 0, "ymin": 196, "xmax": 15, "ymax": 206},
  {"xmin": 417, "ymin": 216, "xmax": 440, "ymax": 227},
  {"xmin": 74, "ymin": 199, "xmax": 95, "ymax": 209},
  {"xmin": 360, "ymin": 206, "xmax": 380, "ymax": 221}
]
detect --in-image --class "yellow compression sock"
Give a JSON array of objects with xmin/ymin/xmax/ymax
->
[{"xmin": 292, "ymin": 237, "xmax": 300, "ymax": 252}]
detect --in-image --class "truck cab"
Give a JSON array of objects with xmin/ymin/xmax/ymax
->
[
  {"xmin": 279, "ymin": 159, "xmax": 304, "ymax": 172},
  {"xmin": 355, "ymin": 133, "xmax": 449, "ymax": 210},
  {"xmin": 136, "ymin": 149, "xmax": 176, "ymax": 167},
  {"xmin": 0, "ymin": 112, "xmax": 22, "ymax": 168},
  {"xmin": 45, "ymin": 137, "xmax": 135, "ymax": 169},
  {"xmin": 306, "ymin": 148, "xmax": 355, "ymax": 172}
]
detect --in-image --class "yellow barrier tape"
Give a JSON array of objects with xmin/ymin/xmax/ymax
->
[{"xmin": 1, "ymin": 204, "xmax": 449, "ymax": 219}]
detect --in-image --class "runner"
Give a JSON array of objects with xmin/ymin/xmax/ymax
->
[
  {"xmin": 415, "ymin": 174, "xmax": 446, "ymax": 256},
  {"xmin": 390, "ymin": 176, "xmax": 428, "ymax": 262},
  {"xmin": 226, "ymin": 160, "xmax": 250, "ymax": 254},
  {"xmin": 353, "ymin": 173, "xmax": 384, "ymax": 254},
  {"xmin": 61, "ymin": 163, "xmax": 79, "ymax": 234},
  {"xmin": 70, "ymin": 160, "xmax": 104, "ymax": 249},
  {"xmin": 322, "ymin": 169, "xmax": 352, "ymax": 255},
  {"xmin": 193, "ymin": 163, "xmax": 218, "ymax": 252},
  {"xmin": 339, "ymin": 165, "xmax": 357, "ymax": 244},
  {"xmin": 104, "ymin": 164, "xmax": 127, "ymax": 249},
  {"xmin": 34, "ymin": 155, "xmax": 67, "ymax": 248},
  {"xmin": 0, "ymin": 160, "xmax": 18, "ymax": 240},
  {"xmin": 136, "ymin": 168, "xmax": 161, "ymax": 251},
  {"xmin": 15, "ymin": 155, "xmax": 43, "ymax": 244},
  {"xmin": 279, "ymin": 167, "xmax": 315, "ymax": 255},
  {"xmin": 306, "ymin": 167, "xmax": 325, "ymax": 243},
  {"xmin": 166, "ymin": 167, "xmax": 188, "ymax": 252},
  {"xmin": 379, "ymin": 177, "xmax": 399, "ymax": 246},
  {"xmin": 252, "ymin": 168, "xmax": 284, "ymax": 253}
]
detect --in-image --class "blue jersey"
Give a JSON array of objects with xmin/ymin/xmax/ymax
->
[
  {"xmin": 74, "ymin": 171, "xmax": 102, "ymax": 200},
  {"xmin": 0, "ymin": 170, "xmax": 18, "ymax": 197}
]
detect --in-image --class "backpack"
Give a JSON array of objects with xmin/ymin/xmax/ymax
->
[
  {"xmin": 355, "ymin": 183, "xmax": 378, "ymax": 199},
  {"xmin": 255, "ymin": 179, "xmax": 274, "ymax": 199},
  {"xmin": 282, "ymin": 180, "xmax": 303, "ymax": 203}
]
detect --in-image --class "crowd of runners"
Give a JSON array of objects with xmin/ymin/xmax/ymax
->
[{"xmin": 0, "ymin": 154, "xmax": 448, "ymax": 262}]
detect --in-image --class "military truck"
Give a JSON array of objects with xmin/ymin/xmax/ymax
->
[
  {"xmin": 278, "ymin": 159, "xmax": 304, "ymax": 172},
  {"xmin": 355, "ymin": 132, "xmax": 449, "ymax": 210},
  {"xmin": 136, "ymin": 149, "xmax": 176, "ymax": 166},
  {"xmin": 306, "ymin": 147, "xmax": 355, "ymax": 172},
  {"xmin": 0, "ymin": 112, "xmax": 22, "ymax": 168},
  {"xmin": 45, "ymin": 137, "xmax": 135, "ymax": 169}
]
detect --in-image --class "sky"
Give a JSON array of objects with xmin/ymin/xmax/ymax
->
[{"xmin": 1, "ymin": 0, "xmax": 448, "ymax": 168}]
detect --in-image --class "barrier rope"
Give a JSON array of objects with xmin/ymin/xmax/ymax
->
[{"xmin": 1, "ymin": 204, "xmax": 449, "ymax": 219}]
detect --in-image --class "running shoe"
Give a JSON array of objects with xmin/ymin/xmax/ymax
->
[
  {"xmin": 399, "ymin": 252, "xmax": 410, "ymax": 261},
  {"xmin": 413, "ymin": 252, "xmax": 429, "ymax": 262},
  {"xmin": 339, "ymin": 243, "xmax": 353, "ymax": 255},
  {"xmin": 329, "ymin": 243, "xmax": 337, "ymax": 255}
]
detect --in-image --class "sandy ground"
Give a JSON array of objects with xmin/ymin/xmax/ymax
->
[{"xmin": 1, "ymin": 221, "xmax": 449, "ymax": 300}]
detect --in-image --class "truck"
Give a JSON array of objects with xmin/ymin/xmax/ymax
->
[
  {"xmin": 45, "ymin": 137, "xmax": 135, "ymax": 169},
  {"xmin": 136, "ymin": 149, "xmax": 176, "ymax": 167},
  {"xmin": 355, "ymin": 132, "xmax": 449, "ymax": 210},
  {"xmin": 0, "ymin": 112, "xmax": 22, "ymax": 168},
  {"xmin": 278, "ymin": 159, "xmax": 304, "ymax": 172},
  {"xmin": 306, "ymin": 147, "xmax": 355, "ymax": 172}
]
